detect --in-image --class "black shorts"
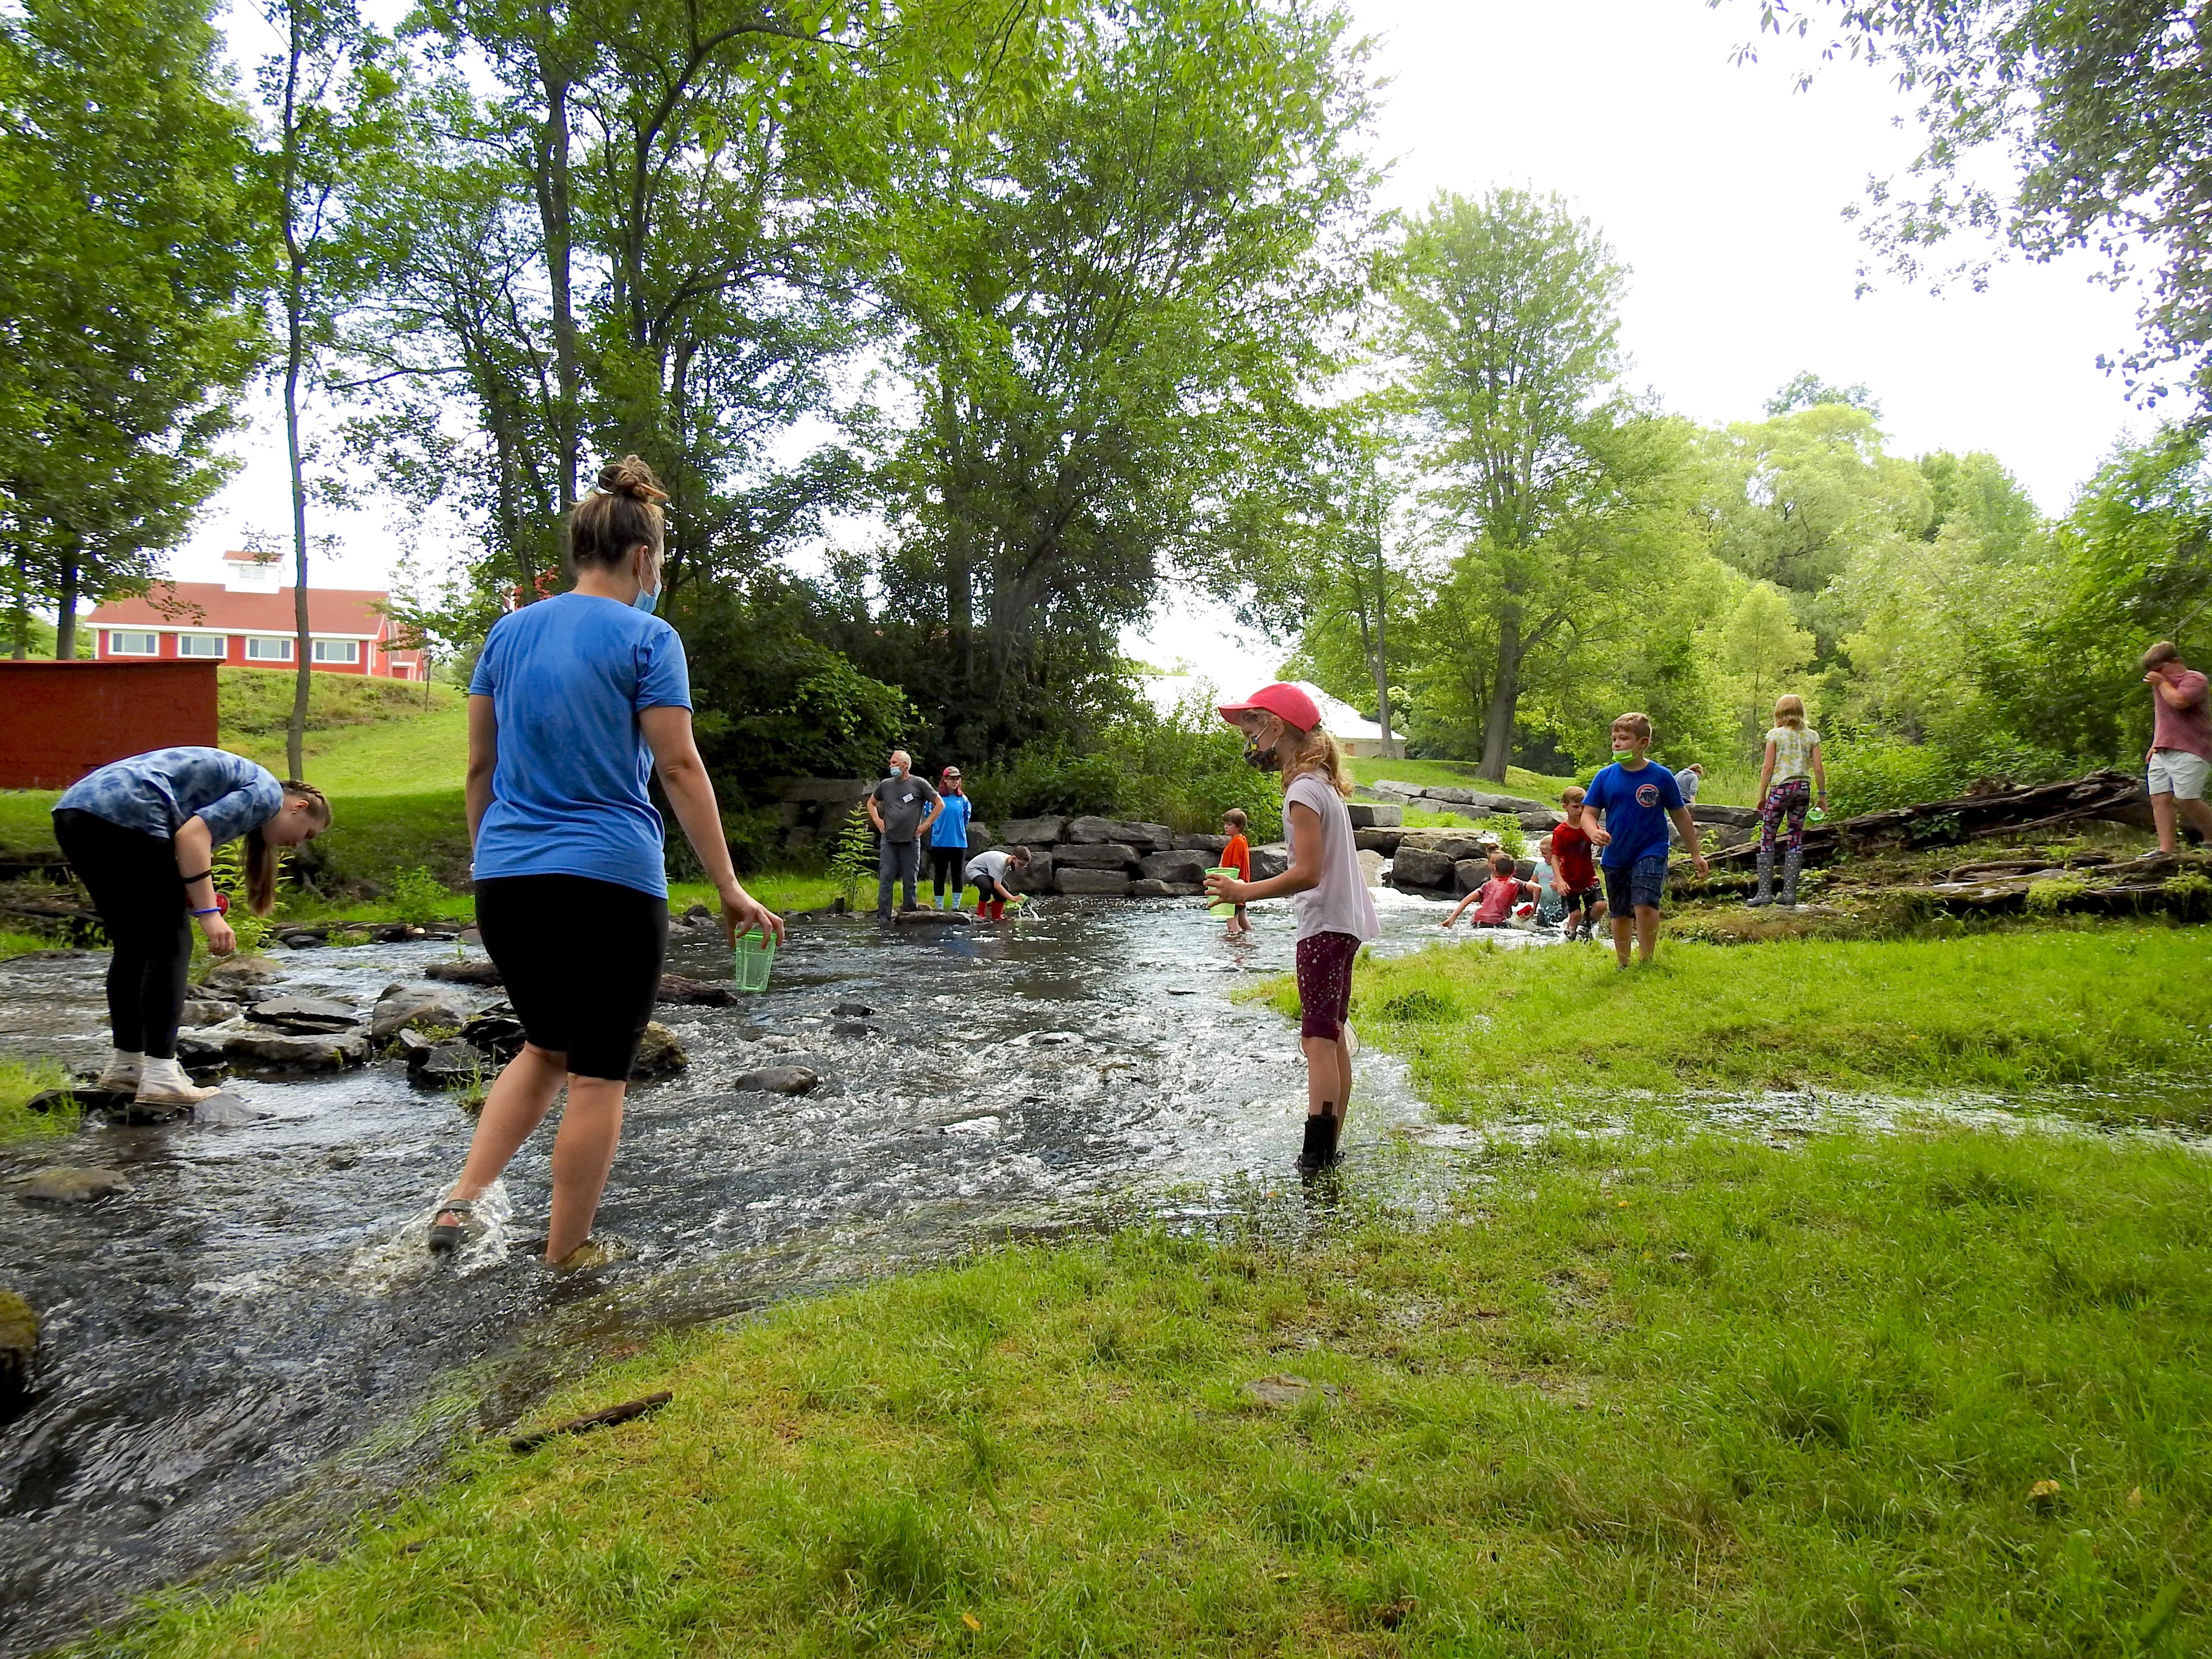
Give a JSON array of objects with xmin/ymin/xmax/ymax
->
[
  {"xmin": 474, "ymin": 874, "xmax": 668, "ymax": 1081},
  {"xmin": 1559, "ymin": 884, "xmax": 1600, "ymax": 915}
]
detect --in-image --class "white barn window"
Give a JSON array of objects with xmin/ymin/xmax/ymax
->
[
  {"xmin": 312, "ymin": 638, "xmax": 360, "ymax": 664},
  {"xmin": 176, "ymin": 634, "xmax": 226, "ymax": 658},
  {"xmin": 108, "ymin": 631, "xmax": 158, "ymax": 655},
  {"xmin": 246, "ymin": 637, "xmax": 294, "ymax": 662}
]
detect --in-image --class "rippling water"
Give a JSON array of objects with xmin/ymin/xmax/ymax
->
[{"xmin": 0, "ymin": 885, "xmax": 1534, "ymax": 1651}]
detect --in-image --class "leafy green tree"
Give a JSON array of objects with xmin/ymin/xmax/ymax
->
[
  {"xmin": 864, "ymin": 0, "xmax": 1375, "ymax": 757},
  {"xmin": 1385, "ymin": 190, "xmax": 1697, "ymax": 778},
  {"xmin": 1721, "ymin": 1, "xmax": 2212, "ymax": 406},
  {"xmin": 1766, "ymin": 370, "xmax": 1881, "ymax": 419},
  {"xmin": 0, "ymin": 0, "xmax": 267, "ymax": 657},
  {"xmin": 1717, "ymin": 579, "xmax": 1816, "ymax": 754}
]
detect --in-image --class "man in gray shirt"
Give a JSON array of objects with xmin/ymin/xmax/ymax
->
[{"xmin": 867, "ymin": 750, "xmax": 942, "ymax": 917}]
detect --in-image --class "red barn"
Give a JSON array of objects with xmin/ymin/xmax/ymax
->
[{"xmin": 84, "ymin": 550, "xmax": 424, "ymax": 679}]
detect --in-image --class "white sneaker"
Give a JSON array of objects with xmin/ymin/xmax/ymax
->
[
  {"xmin": 95, "ymin": 1049, "xmax": 144, "ymax": 1093},
  {"xmin": 134, "ymin": 1057, "xmax": 220, "ymax": 1107}
]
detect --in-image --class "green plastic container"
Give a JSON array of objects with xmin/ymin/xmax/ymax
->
[
  {"xmin": 733, "ymin": 927, "xmax": 776, "ymax": 994},
  {"xmin": 1206, "ymin": 866, "xmax": 1237, "ymax": 919}
]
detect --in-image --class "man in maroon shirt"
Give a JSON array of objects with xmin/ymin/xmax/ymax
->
[{"xmin": 2142, "ymin": 641, "xmax": 2212, "ymax": 852}]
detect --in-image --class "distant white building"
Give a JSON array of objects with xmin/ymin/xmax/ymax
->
[{"xmin": 1142, "ymin": 673, "xmax": 1407, "ymax": 758}]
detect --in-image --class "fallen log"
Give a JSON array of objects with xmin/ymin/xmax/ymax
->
[
  {"xmin": 1707, "ymin": 770, "xmax": 2152, "ymax": 869},
  {"xmin": 508, "ymin": 1391, "xmax": 672, "ymax": 1453}
]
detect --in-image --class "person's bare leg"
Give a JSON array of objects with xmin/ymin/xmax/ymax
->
[
  {"xmin": 2180, "ymin": 795, "xmax": 2212, "ymax": 845},
  {"xmin": 1611, "ymin": 909, "xmax": 1633, "ymax": 966},
  {"xmin": 544, "ymin": 1076, "xmax": 627, "ymax": 1262},
  {"xmin": 1301, "ymin": 1035, "xmax": 1343, "ymax": 1119},
  {"xmin": 2152, "ymin": 791, "xmax": 2178, "ymax": 853},
  {"xmin": 1635, "ymin": 905, "xmax": 1660, "ymax": 963},
  {"xmin": 442, "ymin": 1044, "xmax": 567, "ymax": 1214},
  {"xmin": 1332, "ymin": 1034, "xmax": 1353, "ymax": 1125}
]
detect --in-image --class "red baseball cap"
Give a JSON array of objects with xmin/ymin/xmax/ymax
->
[{"xmin": 1217, "ymin": 681, "xmax": 1320, "ymax": 733}]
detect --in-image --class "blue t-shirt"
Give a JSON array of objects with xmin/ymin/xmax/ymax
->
[
  {"xmin": 467, "ymin": 592, "xmax": 692, "ymax": 898},
  {"xmin": 55, "ymin": 747, "xmax": 283, "ymax": 846},
  {"xmin": 928, "ymin": 792, "xmax": 973, "ymax": 849},
  {"xmin": 1584, "ymin": 759, "xmax": 1683, "ymax": 869}
]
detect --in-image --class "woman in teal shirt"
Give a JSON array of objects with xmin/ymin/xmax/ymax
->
[{"xmin": 926, "ymin": 766, "xmax": 974, "ymax": 911}]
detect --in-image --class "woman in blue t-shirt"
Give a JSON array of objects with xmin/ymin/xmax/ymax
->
[
  {"xmin": 429, "ymin": 455, "xmax": 784, "ymax": 1265},
  {"xmin": 51, "ymin": 749, "xmax": 329, "ymax": 1110},
  {"xmin": 927, "ymin": 766, "xmax": 974, "ymax": 910}
]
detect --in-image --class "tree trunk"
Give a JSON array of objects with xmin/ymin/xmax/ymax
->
[
  {"xmin": 52, "ymin": 539, "xmax": 79, "ymax": 661},
  {"xmin": 281, "ymin": 22, "xmax": 311, "ymax": 783},
  {"xmin": 1477, "ymin": 610, "xmax": 1520, "ymax": 782}
]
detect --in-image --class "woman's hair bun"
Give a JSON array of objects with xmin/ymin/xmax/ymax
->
[{"xmin": 597, "ymin": 454, "xmax": 670, "ymax": 505}]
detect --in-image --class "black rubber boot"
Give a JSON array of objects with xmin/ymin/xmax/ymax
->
[
  {"xmin": 1746, "ymin": 846, "xmax": 1775, "ymax": 907},
  {"xmin": 1296, "ymin": 1112, "xmax": 1335, "ymax": 1172},
  {"xmin": 1317, "ymin": 1112, "xmax": 1343, "ymax": 1168},
  {"xmin": 1781, "ymin": 847, "xmax": 1804, "ymax": 908}
]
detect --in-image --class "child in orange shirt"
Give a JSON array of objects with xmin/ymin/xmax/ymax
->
[{"xmin": 1220, "ymin": 807, "xmax": 1253, "ymax": 939}]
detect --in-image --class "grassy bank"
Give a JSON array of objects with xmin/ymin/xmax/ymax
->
[
  {"xmin": 1348, "ymin": 757, "xmax": 1574, "ymax": 803},
  {"xmin": 218, "ymin": 671, "xmax": 470, "ymax": 794},
  {"xmin": 1300, "ymin": 926, "xmax": 2212, "ymax": 1115},
  {"xmin": 101, "ymin": 1125, "xmax": 2212, "ymax": 1656},
  {"xmin": 0, "ymin": 1056, "xmax": 74, "ymax": 1142}
]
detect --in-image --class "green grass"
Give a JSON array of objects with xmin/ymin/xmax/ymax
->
[
  {"xmin": 0, "ymin": 928, "xmax": 55, "ymax": 961},
  {"xmin": 228, "ymin": 704, "xmax": 471, "ymax": 797},
  {"xmin": 94, "ymin": 1126, "xmax": 2212, "ymax": 1657},
  {"xmin": 0, "ymin": 1056, "xmax": 76, "ymax": 1142},
  {"xmin": 0, "ymin": 790, "xmax": 57, "ymax": 857},
  {"xmin": 1315, "ymin": 926, "xmax": 2212, "ymax": 1113}
]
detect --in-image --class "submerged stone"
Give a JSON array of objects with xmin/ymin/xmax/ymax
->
[
  {"xmin": 426, "ymin": 958, "xmax": 504, "ymax": 987},
  {"xmin": 0, "ymin": 1290, "xmax": 36, "ymax": 1398},
  {"xmin": 408, "ymin": 1041, "xmax": 482, "ymax": 1090},
  {"xmin": 730, "ymin": 1065, "xmax": 819, "ymax": 1096},
  {"xmin": 222, "ymin": 1031, "xmax": 372, "ymax": 1074},
  {"xmin": 19, "ymin": 1166, "xmax": 132, "ymax": 1203},
  {"xmin": 630, "ymin": 1022, "xmax": 687, "ymax": 1080},
  {"xmin": 201, "ymin": 956, "xmax": 280, "ymax": 991},
  {"xmin": 656, "ymin": 974, "xmax": 737, "ymax": 1007},
  {"xmin": 369, "ymin": 985, "xmax": 477, "ymax": 1041},
  {"xmin": 246, "ymin": 997, "xmax": 360, "ymax": 1034}
]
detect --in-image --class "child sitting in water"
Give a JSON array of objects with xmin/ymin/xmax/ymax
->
[
  {"xmin": 1441, "ymin": 850, "xmax": 1537, "ymax": 930},
  {"xmin": 1219, "ymin": 807, "xmax": 1253, "ymax": 939},
  {"xmin": 965, "ymin": 845, "xmax": 1031, "ymax": 920}
]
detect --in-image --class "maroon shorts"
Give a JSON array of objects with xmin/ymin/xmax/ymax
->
[{"xmin": 1295, "ymin": 931, "xmax": 1360, "ymax": 1041}]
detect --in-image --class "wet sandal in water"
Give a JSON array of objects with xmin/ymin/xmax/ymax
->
[{"xmin": 427, "ymin": 1199, "xmax": 476, "ymax": 1255}]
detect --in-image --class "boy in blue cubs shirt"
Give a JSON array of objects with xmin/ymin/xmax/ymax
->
[{"xmin": 1581, "ymin": 711, "xmax": 1707, "ymax": 967}]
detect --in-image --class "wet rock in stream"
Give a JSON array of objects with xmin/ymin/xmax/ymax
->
[
  {"xmin": 245, "ymin": 996, "xmax": 360, "ymax": 1035},
  {"xmin": 177, "ymin": 1027, "xmax": 370, "ymax": 1074},
  {"xmin": 729, "ymin": 1065, "xmax": 819, "ymax": 1096},
  {"xmin": 407, "ymin": 1038, "xmax": 484, "ymax": 1089},
  {"xmin": 200, "ymin": 955, "xmax": 280, "ymax": 991},
  {"xmin": 426, "ymin": 958, "xmax": 504, "ymax": 987},
  {"xmin": 16, "ymin": 1166, "xmax": 132, "ymax": 1203},
  {"xmin": 631, "ymin": 1022, "xmax": 687, "ymax": 1079},
  {"xmin": 369, "ymin": 984, "xmax": 479, "ymax": 1040},
  {"xmin": 178, "ymin": 999, "xmax": 237, "ymax": 1028}
]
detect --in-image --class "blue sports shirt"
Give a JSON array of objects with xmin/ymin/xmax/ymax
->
[
  {"xmin": 1583, "ymin": 759, "xmax": 1684, "ymax": 869},
  {"xmin": 55, "ymin": 747, "xmax": 283, "ymax": 846},
  {"xmin": 928, "ymin": 792, "xmax": 973, "ymax": 849},
  {"xmin": 467, "ymin": 592, "xmax": 692, "ymax": 898}
]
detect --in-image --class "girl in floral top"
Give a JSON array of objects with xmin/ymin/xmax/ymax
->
[{"xmin": 1748, "ymin": 695, "xmax": 1826, "ymax": 908}]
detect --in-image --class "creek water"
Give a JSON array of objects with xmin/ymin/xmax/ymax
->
[{"xmin": 0, "ymin": 885, "xmax": 1544, "ymax": 1652}]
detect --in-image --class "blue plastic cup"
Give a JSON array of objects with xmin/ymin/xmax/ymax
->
[{"xmin": 733, "ymin": 927, "xmax": 776, "ymax": 993}]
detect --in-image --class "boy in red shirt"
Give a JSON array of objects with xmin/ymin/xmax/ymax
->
[
  {"xmin": 1220, "ymin": 807, "xmax": 1253, "ymax": 938},
  {"xmin": 1442, "ymin": 850, "xmax": 1536, "ymax": 929},
  {"xmin": 1548, "ymin": 786, "xmax": 1603, "ymax": 940}
]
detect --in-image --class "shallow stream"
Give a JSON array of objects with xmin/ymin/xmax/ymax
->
[{"xmin": 0, "ymin": 887, "xmax": 1546, "ymax": 1651}]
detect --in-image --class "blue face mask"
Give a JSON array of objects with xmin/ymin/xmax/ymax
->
[{"xmin": 631, "ymin": 587, "xmax": 658, "ymax": 615}]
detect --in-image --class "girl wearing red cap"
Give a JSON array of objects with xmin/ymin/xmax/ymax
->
[{"xmin": 1203, "ymin": 683, "xmax": 1379, "ymax": 1171}]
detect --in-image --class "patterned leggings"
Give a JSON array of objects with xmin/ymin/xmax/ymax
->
[{"xmin": 1759, "ymin": 776, "xmax": 1813, "ymax": 853}]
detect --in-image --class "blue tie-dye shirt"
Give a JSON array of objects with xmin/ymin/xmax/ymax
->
[{"xmin": 54, "ymin": 747, "xmax": 284, "ymax": 847}]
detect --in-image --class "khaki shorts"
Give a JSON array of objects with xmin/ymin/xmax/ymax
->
[{"xmin": 2148, "ymin": 749, "xmax": 2211, "ymax": 801}]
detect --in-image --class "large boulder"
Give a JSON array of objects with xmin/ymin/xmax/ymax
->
[
  {"xmin": 1174, "ymin": 832, "xmax": 1230, "ymax": 854},
  {"xmin": 201, "ymin": 955, "xmax": 280, "ymax": 992},
  {"xmin": 1054, "ymin": 842, "xmax": 1140, "ymax": 869},
  {"xmin": 407, "ymin": 1039, "xmax": 482, "ymax": 1090},
  {"xmin": 370, "ymin": 984, "xmax": 479, "ymax": 1039},
  {"xmin": 1354, "ymin": 828, "xmax": 1405, "ymax": 856},
  {"xmin": 221, "ymin": 1031, "xmax": 371, "ymax": 1074},
  {"xmin": 1395, "ymin": 829, "xmax": 1489, "ymax": 862},
  {"xmin": 1066, "ymin": 816, "xmax": 1171, "ymax": 851},
  {"xmin": 179, "ymin": 998, "xmax": 237, "ymax": 1028},
  {"xmin": 1345, "ymin": 802, "xmax": 1404, "ymax": 829},
  {"xmin": 1056, "ymin": 868, "xmax": 1131, "ymax": 897},
  {"xmin": 1251, "ymin": 845, "xmax": 1289, "ymax": 880},
  {"xmin": 1358, "ymin": 850, "xmax": 1388, "ymax": 888},
  {"xmin": 427, "ymin": 958, "xmax": 504, "ymax": 987},
  {"xmin": 1137, "ymin": 849, "xmax": 1212, "ymax": 883},
  {"xmin": 656, "ymin": 974, "xmax": 737, "ymax": 1007},
  {"xmin": 1391, "ymin": 846, "xmax": 1456, "ymax": 890},
  {"xmin": 998, "ymin": 815, "xmax": 1066, "ymax": 846},
  {"xmin": 1005, "ymin": 850, "xmax": 1055, "ymax": 894},
  {"xmin": 630, "ymin": 1021, "xmax": 688, "ymax": 1079},
  {"xmin": 964, "ymin": 821, "xmax": 993, "ymax": 851},
  {"xmin": 246, "ymin": 996, "xmax": 360, "ymax": 1035},
  {"xmin": 1692, "ymin": 803, "xmax": 1760, "ymax": 828},
  {"xmin": 1455, "ymin": 859, "xmax": 1490, "ymax": 894}
]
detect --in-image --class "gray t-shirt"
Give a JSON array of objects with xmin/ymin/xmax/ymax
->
[
  {"xmin": 965, "ymin": 849, "xmax": 1011, "ymax": 889},
  {"xmin": 871, "ymin": 773, "xmax": 940, "ymax": 842}
]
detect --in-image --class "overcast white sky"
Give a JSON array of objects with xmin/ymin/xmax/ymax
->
[{"xmin": 178, "ymin": 0, "xmax": 2150, "ymax": 696}]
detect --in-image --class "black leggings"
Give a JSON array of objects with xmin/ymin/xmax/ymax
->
[
  {"xmin": 52, "ymin": 809, "xmax": 192, "ymax": 1060},
  {"xmin": 475, "ymin": 874, "xmax": 668, "ymax": 1081},
  {"xmin": 928, "ymin": 845, "xmax": 965, "ymax": 897}
]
